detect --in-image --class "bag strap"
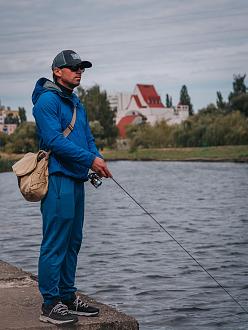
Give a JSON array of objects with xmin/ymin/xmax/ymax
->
[
  {"xmin": 63, "ymin": 106, "xmax": 77, "ymax": 137},
  {"xmin": 45, "ymin": 106, "xmax": 77, "ymax": 159}
]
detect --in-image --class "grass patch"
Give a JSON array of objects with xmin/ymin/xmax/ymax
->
[
  {"xmin": 0, "ymin": 158, "xmax": 16, "ymax": 172},
  {"xmin": 102, "ymin": 145, "xmax": 248, "ymax": 161},
  {"xmin": 0, "ymin": 152, "xmax": 23, "ymax": 173}
]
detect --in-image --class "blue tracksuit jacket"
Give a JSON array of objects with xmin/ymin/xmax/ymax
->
[{"xmin": 32, "ymin": 78, "xmax": 101, "ymax": 180}]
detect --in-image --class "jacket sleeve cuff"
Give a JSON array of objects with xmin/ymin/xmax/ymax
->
[{"xmin": 87, "ymin": 153, "xmax": 97, "ymax": 169}]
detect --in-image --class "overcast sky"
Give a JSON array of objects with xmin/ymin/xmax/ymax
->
[{"xmin": 0, "ymin": 0, "xmax": 247, "ymax": 120}]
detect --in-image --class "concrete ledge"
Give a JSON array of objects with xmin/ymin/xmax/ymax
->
[{"xmin": 0, "ymin": 260, "xmax": 139, "ymax": 330}]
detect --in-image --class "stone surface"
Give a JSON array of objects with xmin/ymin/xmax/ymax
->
[{"xmin": 0, "ymin": 260, "xmax": 139, "ymax": 330}]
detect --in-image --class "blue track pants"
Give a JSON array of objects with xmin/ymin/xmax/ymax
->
[{"xmin": 38, "ymin": 174, "xmax": 85, "ymax": 305}]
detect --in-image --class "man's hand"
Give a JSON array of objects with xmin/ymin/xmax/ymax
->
[{"xmin": 91, "ymin": 157, "xmax": 112, "ymax": 178}]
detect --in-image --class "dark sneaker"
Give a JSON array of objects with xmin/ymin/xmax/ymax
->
[
  {"xmin": 39, "ymin": 302, "xmax": 78, "ymax": 325},
  {"xmin": 63, "ymin": 296, "xmax": 99, "ymax": 316}
]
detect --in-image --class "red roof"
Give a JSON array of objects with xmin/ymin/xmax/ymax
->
[
  {"xmin": 117, "ymin": 115, "xmax": 139, "ymax": 138},
  {"xmin": 127, "ymin": 94, "xmax": 146, "ymax": 109},
  {"xmin": 137, "ymin": 84, "xmax": 165, "ymax": 108},
  {"xmin": 133, "ymin": 95, "xmax": 144, "ymax": 108}
]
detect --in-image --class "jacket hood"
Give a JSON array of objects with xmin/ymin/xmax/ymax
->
[
  {"xmin": 32, "ymin": 78, "xmax": 80, "ymax": 106},
  {"xmin": 32, "ymin": 78, "xmax": 63, "ymax": 105}
]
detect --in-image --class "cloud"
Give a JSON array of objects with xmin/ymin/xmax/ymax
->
[{"xmin": 0, "ymin": 0, "xmax": 248, "ymax": 119}]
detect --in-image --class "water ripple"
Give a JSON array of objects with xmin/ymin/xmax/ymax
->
[{"xmin": 1, "ymin": 162, "xmax": 248, "ymax": 330}]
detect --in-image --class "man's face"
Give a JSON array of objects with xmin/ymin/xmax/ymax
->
[{"xmin": 53, "ymin": 66, "xmax": 83, "ymax": 90}]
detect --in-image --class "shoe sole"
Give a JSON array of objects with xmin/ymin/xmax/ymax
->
[
  {"xmin": 39, "ymin": 315, "xmax": 78, "ymax": 325},
  {"xmin": 69, "ymin": 310, "xmax": 99, "ymax": 316}
]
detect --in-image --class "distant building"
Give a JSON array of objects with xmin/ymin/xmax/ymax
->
[
  {"xmin": 108, "ymin": 92, "xmax": 132, "ymax": 123},
  {"xmin": 114, "ymin": 84, "xmax": 189, "ymax": 138},
  {"xmin": 117, "ymin": 114, "xmax": 144, "ymax": 139},
  {"xmin": 0, "ymin": 123, "xmax": 17, "ymax": 135},
  {"xmin": 0, "ymin": 107, "xmax": 20, "ymax": 134}
]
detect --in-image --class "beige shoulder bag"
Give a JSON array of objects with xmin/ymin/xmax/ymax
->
[{"xmin": 12, "ymin": 107, "xmax": 77, "ymax": 202}]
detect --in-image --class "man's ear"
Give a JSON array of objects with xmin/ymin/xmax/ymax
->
[{"xmin": 53, "ymin": 68, "xmax": 62, "ymax": 79}]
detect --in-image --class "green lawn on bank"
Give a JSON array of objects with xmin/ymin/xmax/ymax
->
[
  {"xmin": 102, "ymin": 145, "xmax": 248, "ymax": 161},
  {"xmin": 1, "ymin": 145, "xmax": 248, "ymax": 173}
]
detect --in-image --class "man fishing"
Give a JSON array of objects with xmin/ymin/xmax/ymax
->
[{"xmin": 32, "ymin": 50, "xmax": 112, "ymax": 325}]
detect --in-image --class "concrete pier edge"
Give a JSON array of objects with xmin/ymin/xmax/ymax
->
[{"xmin": 0, "ymin": 260, "xmax": 139, "ymax": 330}]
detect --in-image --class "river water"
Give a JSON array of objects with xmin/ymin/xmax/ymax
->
[{"xmin": 0, "ymin": 161, "xmax": 248, "ymax": 329}]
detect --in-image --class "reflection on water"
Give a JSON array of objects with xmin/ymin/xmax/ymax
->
[{"xmin": 1, "ymin": 161, "xmax": 248, "ymax": 329}]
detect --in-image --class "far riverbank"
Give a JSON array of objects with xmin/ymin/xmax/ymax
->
[
  {"xmin": 102, "ymin": 145, "xmax": 248, "ymax": 162},
  {"xmin": 1, "ymin": 145, "xmax": 248, "ymax": 173}
]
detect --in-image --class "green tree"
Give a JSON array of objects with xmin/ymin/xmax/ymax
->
[
  {"xmin": 166, "ymin": 94, "xmax": 170, "ymax": 107},
  {"xmin": 77, "ymin": 85, "xmax": 118, "ymax": 147},
  {"xmin": 229, "ymin": 74, "xmax": 246, "ymax": 100},
  {"xmin": 179, "ymin": 85, "xmax": 193, "ymax": 116},
  {"xmin": 229, "ymin": 93, "xmax": 248, "ymax": 117},
  {"xmin": 89, "ymin": 120, "xmax": 105, "ymax": 150},
  {"xmin": 18, "ymin": 107, "xmax": 27, "ymax": 123},
  {"xmin": 0, "ymin": 131, "xmax": 9, "ymax": 149},
  {"xmin": 216, "ymin": 91, "xmax": 226, "ymax": 110},
  {"xmin": 172, "ymin": 106, "xmax": 248, "ymax": 147},
  {"xmin": 126, "ymin": 120, "xmax": 175, "ymax": 150},
  {"xmin": 4, "ymin": 122, "xmax": 38, "ymax": 153},
  {"xmin": 166, "ymin": 94, "xmax": 172, "ymax": 107},
  {"xmin": 227, "ymin": 74, "xmax": 248, "ymax": 117},
  {"xmin": 199, "ymin": 103, "xmax": 218, "ymax": 115}
]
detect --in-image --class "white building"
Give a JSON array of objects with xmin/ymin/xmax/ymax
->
[
  {"xmin": 108, "ymin": 92, "xmax": 131, "ymax": 123},
  {"xmin": 0, "ymin": 110, "xmax": 5, "ymax": 124},
  {"xmin": 0, "ymin": 108, "xmax": 19, "ymax": 134},
  {"xmin": 115, "ymin": 84, "xmax": 189, "ymax": 138}
]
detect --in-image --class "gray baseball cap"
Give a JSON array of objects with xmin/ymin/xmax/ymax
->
[{"xmin": 52, "ymin": 50, "xmax": 92, "ymax": 70}]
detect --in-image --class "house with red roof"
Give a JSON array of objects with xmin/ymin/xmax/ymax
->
[
  {"xmin": 117, "ymin": 114, "xmax": 144, "ymax": 138},
  {"xmin": 116, "ymin": 84, "xmax": 189, "ymax": 138}
]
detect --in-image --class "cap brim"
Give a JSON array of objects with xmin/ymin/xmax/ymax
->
[{"xmin": 80, "ymin": 61, "xmax": 92, "ymax": 68}]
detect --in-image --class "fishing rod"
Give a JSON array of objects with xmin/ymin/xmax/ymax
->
[{"xmin": 88, "ymin": 173, "xmax": 248, "ymax": 315}]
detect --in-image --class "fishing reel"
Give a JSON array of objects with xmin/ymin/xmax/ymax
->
[{"xmin": 88, "ymin": 172, "xmax": 102, "ymax": 188}]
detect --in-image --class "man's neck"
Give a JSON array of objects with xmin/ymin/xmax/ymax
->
[{"xmin": 55, "ymin": 81, "xmax": 73, "ymax": 96}]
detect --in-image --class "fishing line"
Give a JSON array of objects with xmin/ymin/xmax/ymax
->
[{"xmin": 111, "ymin": 177, "xmax": 248, "ymax": 315}]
